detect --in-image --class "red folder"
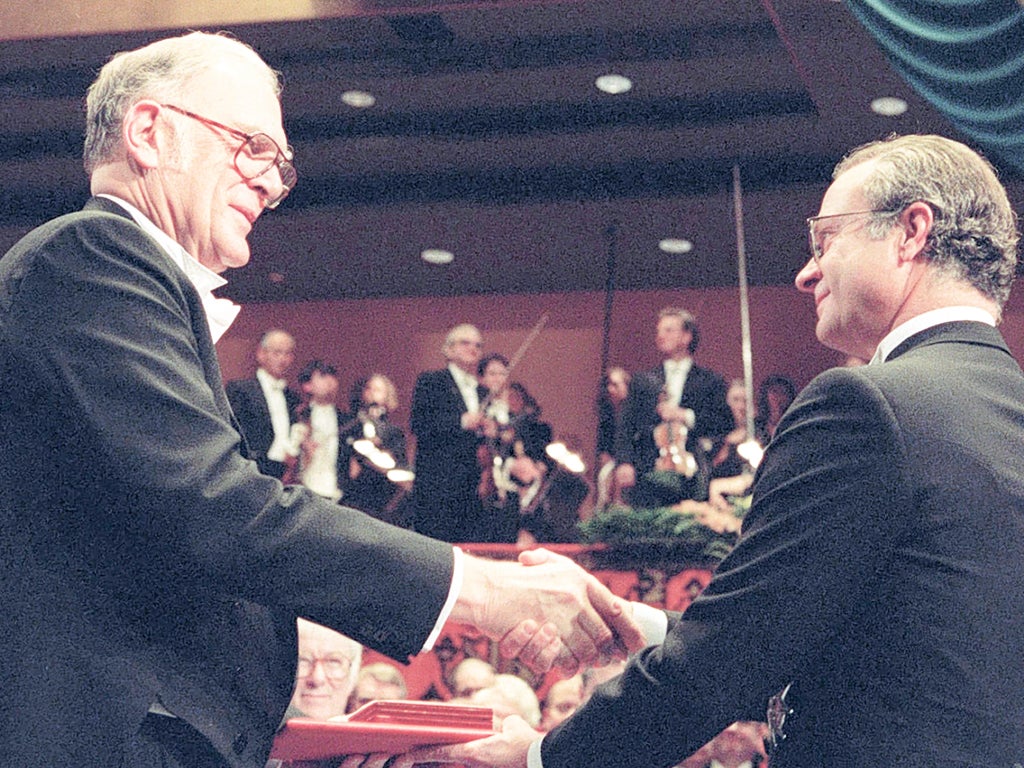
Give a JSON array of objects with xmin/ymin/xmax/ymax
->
[{"xmin": 270, "ymin": 700, "xmax": 495, "ymax": 761}]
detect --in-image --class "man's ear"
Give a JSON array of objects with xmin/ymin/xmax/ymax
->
[
  {"xmin": 898, "ymin": 200, "xmax": 934, "ymax": 263},
  {"xmin": 122, "ymin": 100, "xmax": 163, "ymax": 171}
]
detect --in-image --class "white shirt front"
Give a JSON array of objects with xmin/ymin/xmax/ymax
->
[
  {"xmin": 449, "ymin": 363, "xmax": 481, "ymax": 413},
  {"xmin": 257, "ymin": 368, "xmax": 293, "ymax": 462},
  {"xmin": 663, "ymin": 357, "xmax": 692, "ymax": 406},
  {"xmin": 301, "ymin": 403, "xmax": 341, "ymax": 501}
]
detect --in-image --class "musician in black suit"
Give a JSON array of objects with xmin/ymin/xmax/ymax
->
[
  {"xmin": 613, "ymin": 308, "xmax": 733, "ymax": 506},
  {"xmin": 0, "ymin": 32, "xmax": 643, "ymax": 768},
  {"xmin": 225, "ymin": 329, "xmax": 300, "ymax": 479},
  {"xmin": 409, "ymin": 323, "xmax": 490, "ymax": 543},
  {"xmin": 408, "ymin": 136, "xmax": 1024, "ymax": 767}
]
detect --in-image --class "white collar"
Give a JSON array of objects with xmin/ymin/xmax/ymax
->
[
  {"xmin": 870, "ymin": 306, "xmax": 996, "ymax": 364},
  {"xmin": 256, "ymin": 367, "xmax": 287, "ymax": 391},
  {"xmin": 97, "ymin": 195, "xmax": 240, "ymax": 343},
  {"xmin": 448, "ymin": 362, "xmax": 478, "ymax": 388}
]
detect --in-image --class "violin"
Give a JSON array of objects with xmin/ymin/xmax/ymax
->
[{"xmin": 652, "ymin": 387, "xmax": 698, "ymax": 477}]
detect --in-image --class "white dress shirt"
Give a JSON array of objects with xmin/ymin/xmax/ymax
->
[
  {"xmin": 96, "ymin": 195, "xmax": 240, "ymax": 343},
  {"xmin": 663, "ymin": 357, "xmax": 692, "ymax": 406},
  {"xmin": 449, "ymin": 362, "xmax": 481, "ymax": 413},
  {"xmin": 256, "ymin": 368, "xmax": 293, "ymax": 463},
  {"xmin": 300, "ymin": 403, "xmax": 342, "ymax": 501}
]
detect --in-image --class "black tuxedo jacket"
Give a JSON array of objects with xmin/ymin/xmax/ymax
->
[
  {"xmin": 544, "ymin": 322, "xmax": 1024, "ymax": 767},
  {"xmin": 225, "ymin": 377, "xmax": 301, "ymax": 478},
  {"xmin": 0, "ymin": 197, "xmax": 454, "ymax": 767},
  {"xmin": 614, "ymin": 361, "xmax": 733, "ymax": 474},
  {"xmin": 409, "ymin": 367, "xmax": 486, "ymax": 542}
]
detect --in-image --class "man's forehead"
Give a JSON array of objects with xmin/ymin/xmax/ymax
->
[{"xmin": 821, "ymin": 159, "xmax": 876, "ymax": 214}]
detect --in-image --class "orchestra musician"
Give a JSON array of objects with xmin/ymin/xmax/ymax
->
[{"xmin": 340, "ymin": 373, "xmax": 411, "ymax": 522}]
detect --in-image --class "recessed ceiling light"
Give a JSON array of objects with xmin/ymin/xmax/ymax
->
[
  {"xmin": 659, "ymin": 238, "xmax": 693, "ymax": 254},
  {"xmin": 870, "ymin": 96, "xmax": 908, "ymax": 117},
  {"xmin": 595, "ymin": 74, "xmax": 632, "ymax": 95},
  {"xmin": 341, "ymin": 90, "xmax": 377, "ymax": 109},
  {"xmin": 421, "ymin": 248, "xmax": 454, "ymax": 265}
]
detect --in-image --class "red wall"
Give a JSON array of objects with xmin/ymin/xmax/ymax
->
[{"xmin": 217, "ymin": 285, "xmax": 1024, "ymax": 474}]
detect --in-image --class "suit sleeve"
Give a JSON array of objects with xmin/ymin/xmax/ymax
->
[
  {"xmin": 6, "ymin": 213, "xmax": 453, "ymax": 660},
  {"xmin": 541, "ymin": 368, "xmax": 915, "ymax": 768}
]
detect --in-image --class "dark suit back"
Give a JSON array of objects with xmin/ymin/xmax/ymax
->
[{"xmin": 543, "ymin": 322, "xmax": 1024, "ymax": 767}]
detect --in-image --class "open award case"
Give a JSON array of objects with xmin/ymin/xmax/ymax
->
[{"xmin": 270, "ymin": 700, "xmax": 495, "ymax": 761}]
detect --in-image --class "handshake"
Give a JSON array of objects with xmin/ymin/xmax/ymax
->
[{"xmin": 450, "ymin": 547, "xmax": 646, "ymax": 675}]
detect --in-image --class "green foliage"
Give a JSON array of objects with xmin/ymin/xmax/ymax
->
[{"xmin": 578, "ymin": 503, "xmax": 742, "ymax": 564}]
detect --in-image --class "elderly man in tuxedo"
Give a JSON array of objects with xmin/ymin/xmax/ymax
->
[
  {"xmin": 225, "ymin": 329, "xmax": 300, "ymax": 479},
  {"xmin": 409, "ymin": 323, "xmax": 491, "ymax": 543},
  {"xmin": 402, "ymin": 135, "xmax": 1024, "ymax": 767},
  {"xmin": 0, "ymin": 31, "xmax": 642, "ymax": 768}
]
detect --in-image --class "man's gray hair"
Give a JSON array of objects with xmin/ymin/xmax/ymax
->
[
  {"xmin": 835, "ymin": 134, "xmax": 1018, "ymax": 308},
  {"xmin": 83, "ymin": 31, "xmax": 281, "ymax": 175}
]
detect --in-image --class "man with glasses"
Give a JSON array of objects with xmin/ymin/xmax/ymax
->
[
  {"xmin": 400, "ymin": 135, "xmax": 1024, "ymax": 767},
  {"xmin": 0, "ymin": 32, "xmax": 643, "ymax": 768},
  {"xmin": 286, "ymin": 619, "xmax": 363, "ymax": 721},
  {"xmin": 409, "ymin": 323, "xmax": 492, "ymax": 543}
]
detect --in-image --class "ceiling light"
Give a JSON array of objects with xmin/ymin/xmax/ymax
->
[
  {"xmin": 870, "ymin": 96, "xmax": 908, "ymax": 117},
  {"xmin": 595, "ymin": 74, "xmax": 632, "ymax": 95},
  {"xmin": 341, "ymin": 90, "xmax": 376, "ymax": 108},
  {"xmin": 659, "ymin": 238, "xmax": 693, "ymax": 254},
  {"xmin": 421, "ymin": 248, "xmax": 454, "ymax": 265},
  {"xmin": 268, "ymin": 271, "xmax": 285, "ymax": 283}
]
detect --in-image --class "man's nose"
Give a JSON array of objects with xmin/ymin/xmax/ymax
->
[{"xmin": 795, "ymin": 257, "xmax": 820, "ymax": 293}]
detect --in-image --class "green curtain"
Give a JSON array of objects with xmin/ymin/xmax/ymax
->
[{"xmin": 846, "ymin": 0, "xmax": 1024, "ymax": 171}]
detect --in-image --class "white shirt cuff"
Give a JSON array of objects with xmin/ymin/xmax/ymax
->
[
  {"xmin": 421, "ymin": 546, "xmax": 464, "ymax": 652},
  {"xmin": 524, "ymin": 603, "xmax": 665, "ymax": 768},
  {"xmin": 527, "ymin": 733, "xmax": 545, "ymax": 768},
  {"xmin": 631, "ymin": 601, "xmax": 668, "ymax": 646}
]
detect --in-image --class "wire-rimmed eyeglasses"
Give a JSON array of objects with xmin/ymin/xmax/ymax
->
[
  {"xmin": 296, "ymin": 655, "xmax": 352, "ymax": 681},
  {"xmin": 160, "ymin": 103, "xmax": 296, "ymax": 210},
  {"xmin": 806, "ymin": 208, "xmax": 900, "ymax": 263}
]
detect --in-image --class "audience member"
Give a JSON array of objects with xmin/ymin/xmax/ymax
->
[
  {"xmin": 347, "ymin": 662, "xmax": 409, "ymax": 712},
  {"xmin": 0, "ymin": 30, "xmax": 645, "ymax": 768},
  {"xmin": 753, "ymin": 374, "xmax": 797, "ymax": 446},
  {"xmin": 614, "ymin": 308, "xmax": 732, "ymax": 507},
  {"xmin": 469, "ymin": 673, "xmax": 542, "ymax": 729},
  {"xmin": 409, "ymin": 324, "xmax": 489, "ymax": 542},
  {"xmin": 341, "ymin": 373, "xmax": 410, "ymax": 520},
  {"xmin": 539, "ymin": 674, "xmax": 584, "ymax": 731},
  {"xmin": 226, "ymin": 329, "xmax": 300, "ymax": 479},
  {"xmin": 448, "ymin": 657, "xmax": 498, "ymax": 700},
  {"xmin": 287, "ymin": 618, "xmax": 363, "ymax": 721},
  {"xmin": 595, "ymin": 366, "xmax": 631, "ymax": 508},
  {"xmin": 290, "ymin": 360, "xmax": 350, "ymax": 501}
]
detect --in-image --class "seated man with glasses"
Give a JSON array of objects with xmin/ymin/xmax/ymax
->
[{"xmin": 286, "ymin": 619, "xmax": 363, "ymax": 721}]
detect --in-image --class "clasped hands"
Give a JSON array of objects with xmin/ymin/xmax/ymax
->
[
  {"xmin": 454, "ymin": 547, "xmax": 644, "ymax": 674},
  {"xmin": 329, "ymin": 548, "xmax": 644, "ymax": 768}
]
